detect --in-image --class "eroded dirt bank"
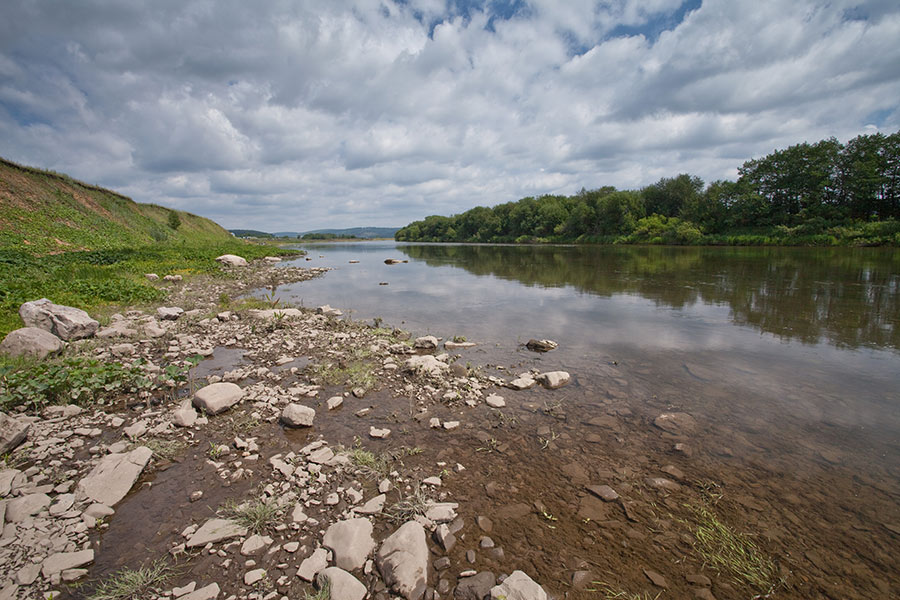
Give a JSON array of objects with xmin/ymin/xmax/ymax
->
[{"xmin": 1, "ymin": 257, "xmax": 897, "ymax": 600}]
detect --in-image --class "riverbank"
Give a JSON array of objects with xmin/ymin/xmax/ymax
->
[{"xmin": 1, "ymin": 255, "xmax": 896, "ymax": 600}]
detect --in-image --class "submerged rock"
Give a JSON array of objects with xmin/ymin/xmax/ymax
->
[
  {"xmin": 653, "ymin": 412, "xmax": 698, "ymax": 435},
  {"xmin": 525, "ymin": 339, "xmax": 557, "ymax": 352}
]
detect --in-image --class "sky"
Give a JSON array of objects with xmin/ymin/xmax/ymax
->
[{"xmin": 2, "ymin": 0, "xmax": 899, "ymax": 232}]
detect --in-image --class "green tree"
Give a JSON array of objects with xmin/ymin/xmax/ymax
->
[
  {"xmin": 167, "ymin": 210, "xmax": 182, "ymax": 230},
  {"xmin": 641, "ymin": 174, "xmax": 704, "ymax": 218}
]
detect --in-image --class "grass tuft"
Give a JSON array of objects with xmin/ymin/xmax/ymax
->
[
  {"xmin": 220, "ymin": 497, "xmax": 285, "ymax": 534},
  {"xmin": 87, "ymin": 559, "xmax": 172, "ymax": 600},
  {"xmin": 586, "ymin": 582, "xmax": 660, "ymax": 600},
  {"xmin": 385, "ymin": 483, "xmax": 431, "ymax": 523}
]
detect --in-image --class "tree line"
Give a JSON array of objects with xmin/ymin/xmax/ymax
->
[{"xmin": 395, "ymin": 131, "xmax": 900, "ymax": 245}]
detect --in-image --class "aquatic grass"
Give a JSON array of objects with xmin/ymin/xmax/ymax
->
[
  {"xmin": 342, "ymin": 440, "xmax": 391, "ymax": 478},
  {"xmin": 141, "ymin": 438, "xmax": 187, "ymax": 462},
  {"xmin": 682, "ymin": 504, "xmax": 781, "ymax": 595},
  {"xmin": 309, "ymin": 348, "xmax": 378, "ymax": 391},
  {"xmin": 86, "ymin": 559, "xmax": 173, "ymax": 600},
  {"xmin": 586, "ymin": 582, "xmax": 660, "ymax": 600},
  {"xmin": 219, "ymin": 497, "xmax": 285, "ymax": 534},
  {"xmin": 385, "ymin": 483, "xmax": 431, "ymax": 523}
]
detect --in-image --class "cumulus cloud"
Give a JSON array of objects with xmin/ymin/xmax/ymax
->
[{"xmin": 1, "ymin": 0, "xmax": 899, "ymax": 231}]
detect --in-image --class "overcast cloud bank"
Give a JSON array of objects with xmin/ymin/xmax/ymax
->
[{"xmin": 1, "ymin": 0, "xmax": 899, "ymax": 231}]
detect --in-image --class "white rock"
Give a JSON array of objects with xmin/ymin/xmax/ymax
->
[
  {"xmin": 403, "ymin": 355, "xmax": 448, "ymax": 376},
  {"xmin": 215, "ymin": 254, "xmax": 248, "ymax": 267},
  {"xmin": 193, "ymin": 383, "xmax": 244, "ymax": 416},
  {"xmin": 422, "ymin": 477, "xmax": 442, "ymax": 487},
  {"xmin": 41, "ymin": 550, "xmax": 94, "ymax": 578},
  {"xmin": 0, "ymin": 327, "xmax": 64, "ymax": 359},
  {"xmin": 326, "ymin": 396, "xmax": 343, "ymax": 410},
  {"xmin": 323, "ymin": 518, "xmax": 375, "ymax": 571},
  {"xmin": 297, "ymin": 547, "xmax": 329, "ymax": 581},
  {"xmin": 424, "ymin": 502, "xmax": 458, "ymax": 523},
  {"xmin": 186, "ymin": 518, "xmax": 248, "ymax": 547},
  {"xmin": 507, "ymin": 375, "xmax": 536, "ymax": 390},
  {"xmin": 442, "ymin": 421, "xmax": 460, "ymax": 431},
  {"xmin": 6, "ymin": 493, "xmax": 51, "ymax": 522},
  {"xmin": 244, "ymin": 568, "xmax": 266, "ymax": 585},
  {"xmin": 240, "ymin": 534, "xmax": 272, "ymax": 556},
  {"xmin": 355, "ymin": 494, "xmax": 386, "ymax": 515},
  {"xmin": 369, "ymin": 426, "xmax": 391, "ymax": 439},
  {"xmin": 179, "ymin": 583, "xmax": 220, "ymax": 600},
  {"xmin": 19, "ymin": 298, "xmax": 99, "ymax": 340},
  {"xmin": 490, "ymin": 570, "xmax": 547, "ymax": 600},
  {"xmin": 316, "ymin": 567, "xmax": 367, "ymax": 600},
  {"xmin": 157, "ymin": 306, "xmax": 185, "ymax": 321},
  {"xmin": 76, "ymin": 446, "xmax": 152, "ymax": 506},
  {"xmin": 281, "ymin": 403, "xmax": 315, "ymax": 427},
  {"xmin": 0, "ymin": 412, "xmax": 30, "ymax": 455},
  {"xmin": 537, "ymin": 371, "xmax": 570, "ymax": 389},
  {"xmin": 376, "ymin": 521, "xmax": 428, "ymax": 600},
  {"xmin": 145, "ymin": 273, "xmax": 159, "ymax": 281},
  {"xmin": 485, "ymin": 394, "xmax": 506, "ymax": 408}
]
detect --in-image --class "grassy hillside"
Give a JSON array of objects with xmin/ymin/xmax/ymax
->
[
  {"xmin": 0, "ymin": 157, "xmax": 233, "ymax": 252},
  {"xmin": 0, "ymin": 158, "xmax": 298, "ymax": 337}
]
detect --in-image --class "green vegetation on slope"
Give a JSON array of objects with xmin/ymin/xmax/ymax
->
[
  {"xmin": 396, "ymin": 130, "xmax": 900, "ymax": 246},
  {"xmin": 0, "ymin": 157, "xmax": 234, "ymax": 253},
  {"xmin": 0, "ymin": 157, "xmax": 299, "ymax": 337}
]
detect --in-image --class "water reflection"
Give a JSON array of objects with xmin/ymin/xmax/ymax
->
[{"xmin": 397, "ymin": 244, "xmax": 900, "ymax": 352}]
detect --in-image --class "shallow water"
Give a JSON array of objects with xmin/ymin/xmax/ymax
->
[{"xmin": 266, "ymin": 242, "xmax": 900, "ymax": 597}]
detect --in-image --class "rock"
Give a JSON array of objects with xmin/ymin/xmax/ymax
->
[
  {"xmin": 442, "ymin": 421, "xmax": 460, "ymax": 430},
  {"xmin": 445, "ymin": 341, "xmax": 476, "ymax": 349},
  {"xmin": 404, "ymin": 355, "xmax": 449, "ymax": 376},
  {"xmin": 317, "ymin": 567, "xmax": 367, "ymax": 600},
  {"xmin": 377, "ymin": 521, "xmax": 428, "ymax": 600},
  {"xmin": 355, "ymin": 494, "xmax": 386, "ymax": 515},
  {"xmin": 425, "ymin": 502, "xmax": 458, "ymax": 523},
  {"xmin": 41, "ymin": 550, "xmax": 94, "ymax": 578},
  {"xmin": 123, "ymin": 419, "xmax": 147, "ymax": 440},
  {"xmin": 485, "ymin": 394, "xmax": 506, "ymax": 408},
  {"xmin": 432, "ymin": 524, "xmax": 455, "ymax": 552},
  {"xmin": 455, "ymin": 572, "xmax": 496, "ymax": 600},
  {"xmin": 186, "ymin": 518, "xmax": 248, "ymax": 547},
  {"xmin": 172, "ymin": 399, "xmax": 198, "ymax": 427},
  {"xmin": 163, "ymin": 274, "xmax": 183, "ymax": 282},
  {"xmin": 490, "ymin": 570, "xmax": 547, "ymax": 600},
  {"xmin": 643, "ymin": 568, "xmax": 668, "ymax": 588},
  {"xmin": 384, "ymin": 259, "xmax": 403, "ymax": 264},
  {"xmin": 215, "ymin": 254, "xmax": 248, "ymax": 267},
  {"xmin": 16, "ymin": 563, "xmax": 41, "ymax": 585},
  {"xmin": 263, "ymin": 256, "xmax": 282, "ymax": 263},
  {"xmin": 308, "ymin": 446, "xmax": 335, "ymax": 464},
  {"xmin": 241, "ymin": 534, "xmax": 271, "ymax": 556},
  {"xmin": 6, "ymin": 493, "xmax": 51, "ymax": 522},
  {"xmin": 281, "ymin": 403, "xmax": 316, "ymax": 427},
  {"xmin": 244, "ymin": 569, "xmax": 266, "ymax": 585},
  {"xmin": 423, "ymin": 476, "xmax": 442, "ymax": 486},
  {"xmin": 145, "ymin": 273, "xmax": 159, "ymax": 281},
  {"xmin": 157, "ymin": 306, "xmax": 185, "ymax": 320},
  {"xmin": 661, "ymin": 465, "xmax": 685, "ymax": 480},
  {"xmin": 179, "ymin": 583, "xmax": 220, "ymax": 600},
  {"xmin": 297, "ymin": 548, "xmax": 330, "ymax": 581},
  {"xmin": 316, "ymin": 305, "xmax": 343, "ymax": 317},
  {"xmin": 525, "ymin": 339, "xmax": 557, "ymax": 352},
  {"xmin": 586, "ymin": 484, "xmax": 619, "ymax": 502},
  {"xmin": 537, "ymin": 371, "xmax": 570, "ymax": 389},
  {"xmin": 0, "ymin": 327, "xmax": 64, "ymax": 359},
  {"xmin": 414, "ymin": 336, "xmax": 439, "ymax": 350},
  {"xmin": 19, "ymin": 298, "xmax": 99, "ymax": 340},
  {"xmin": 193, "ymin": 382, "xmax": 244, "ymax": 416},
  {"xmin": 476, "ymin": 516, "xmax": 493, "ymax": 533},
  {"xmin": 369, "ymin": 426, "xmax": 391, "ymax": 439},
  {"xmin": 76, "ymin": 446, "xmax": 152, "ymax": 506},
  {"xmin": 571, "ymin": 570, "xmax": 593, "ymax": 590},
  {"xmin": 507, "ymin": 375, "xmax": 536, "ymax": 390},
  {"xmin": 653, "ymin": 412, "xmax": 697, "ymax": 435},
  {"xmin": 0, "ymin": 412, "xmax": 30, "ymax": 455},
  {"xmin": 685, "ymin": 573, "xmax": 712, "ymax": 587},
  {"xmin": 327, "ymin": 396, "xmax": 344, "ymax": 410},
  {"xmin": 323, "ymin": 518, "xmax": 375, "ymax": 571},
  {"xmin": 644, "ymin": 477, "xmax": 681, "ymax": 491}
]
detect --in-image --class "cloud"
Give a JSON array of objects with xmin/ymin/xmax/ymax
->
[{"xmin": 1, "ymin": 0, "xmax": 899, "ymax": 231}]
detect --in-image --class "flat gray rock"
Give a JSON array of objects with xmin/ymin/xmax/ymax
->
[
  {"xmin": 586, "ymin": 484, "xmax": 619, "ymax": 502},
  {"xmin": 455, "ymin": 572, "xmax": 496, "ymax": 600},
  {"xmin": 156, "ymin": 306, "xmax": 184, "ymax": 320},
  {"xmin": 317, "ymin": 567, "xmax": 367, "ymax": 600},
  {"xmin": 179, "ymin": 583, "xmax": 220, "ymax": 600},
  {"xmin": 76, "ymin": 446, "xmax": 152, "ymax": 506},
  {"xmin": 0, "ymin": 412, "xmax": 30, "ymax": 455},
  {"xmin": 41, "ymin": 550, "xmax": 94, "ymax": 578},
  {"xmin": 490, "ymin": 570, "xmax": 547, "ymax": 600},
  {"xmin": 19, "ymin": 298, "xmax": 99, "ymax": 340},
  {"xmin": 297, "ymin": 547, "xmax": 329, "ymax": 582},
  {"xmin": 377, "ymin": 521, "xmax": 428, "ymax": 600},
  {"xmin": 193, "ymin": 383, "xmax": 244, "ymax": 415},
  {"xmin": 6, "ymin": 493, "xmax": 51, "ymax": 522},
  {"xmin": 186, "ymin": 518, "xmax": 248, "ymax": 547},
  {"xmin": 537, "ymin": 371, "xmax": 570, "ymax": 389},
  {"xmin": 0, "ymin": 327, "xmax": 64, "ymax": 359},
  {"xmin": 172, "ymin": 399, "xmax": 198, "ymax": 427},
  {"xmin": 281, "ymin": 403, "xmax": 315, "ymax": 427},
  {"xmin": 355, "ymin": 493, "xmax": 386, "ymax": 515},
  {"xmin": 323, "ymin": 518, "xmax": 375, "ymax": 571}
]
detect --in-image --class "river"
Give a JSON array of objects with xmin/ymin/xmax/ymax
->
[{"xmin": 270, "ymin": 241, "xmax": 899, "ymax": 597}]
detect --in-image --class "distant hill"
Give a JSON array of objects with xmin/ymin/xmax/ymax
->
[
  {"xmin": 232, "ymin": 227, "xmax": 400, "ymax": 239},
  {"xmin": 0, "ymin": 157, "xmax": 234, "ymax": 253}
]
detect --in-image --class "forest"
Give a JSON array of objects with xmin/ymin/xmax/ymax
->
[{"xmin": 395, "ymin": 131, "xmax": 900, "ymax": 245}]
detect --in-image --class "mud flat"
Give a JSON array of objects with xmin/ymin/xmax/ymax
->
[{"xmin": 0, "ymin": 257, "xmax": 897, "ymax": 600}]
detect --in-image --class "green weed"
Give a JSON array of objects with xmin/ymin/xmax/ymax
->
[
  {"xmin": 86, "ymin": 559, "xmax": 173, "ymax": 600},
  {"xmin": 220, "ymin": 497, "xmax": 285, "ymax": 534}
]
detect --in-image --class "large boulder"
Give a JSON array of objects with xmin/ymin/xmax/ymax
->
[
  {"xmin": 317, "ymin": 567, "xmax": 367, "ymax": 600},
  {"xmin": 192, "ymin": 383, "xmax": 244, "ymax": 415},
  {"xmin": 403, "ymin": 355, "xmax": 448, "ymax": 377},
  {"xmin": 75, "ymin": 446, "xmax": 152, "ymax": 506},
  {"xmin": 322, "ymin": 518, "xmax": 375, "ymax": 571},
  {"xmin": 0, "ymin": 412, "xmax": 30, "ymax": 455},
  {"xmin": 215, "ymin": 254, "xmax": 248, "ymax": 267},
  {"xmin": 376, "ymin": 521, "xmax": 428, "ymax": 600},
  {"xmin": 490, "ymin": 571, "xmax": 547, "ymax": 600},
  {"xmin": 281, "ymin": 403, "xmax": 315, "ymax": 427},
  {"xmin": 0, "ymin": 327, "xmax": 64, "ymax": 359},
  {"xmin": 19, "ymin": 298, "xmax": 99, "ymax": 341}
]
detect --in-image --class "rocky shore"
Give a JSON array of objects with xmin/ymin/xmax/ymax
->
[{"xmin": 0, "ymin": 256, "xmax": 569, "ymax": 600}]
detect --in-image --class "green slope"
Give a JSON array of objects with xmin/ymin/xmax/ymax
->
[{"xmin": 0, "ymin": 157, "xmax": 234, "ymax": 252}]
